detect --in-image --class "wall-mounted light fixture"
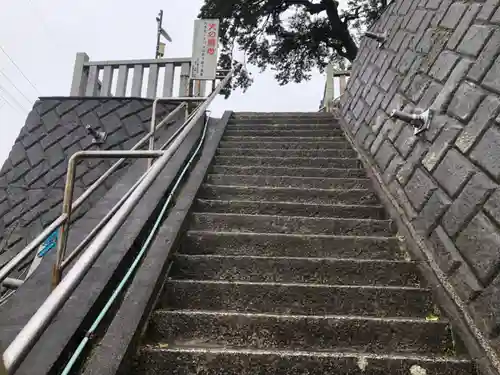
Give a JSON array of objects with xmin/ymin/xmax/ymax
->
[
  {"xmin": 85, "ymin": 125, "xmax": 107, "ymax": 144},
  {"xmin": 364, "ymin": 31, "xmax": 388, "ymax": 48},
  {"xmin": 389, "ymin": 109, "xmax": 433, "ymax": 135}
]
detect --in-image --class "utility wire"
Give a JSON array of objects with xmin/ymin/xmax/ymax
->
[
  {"xmin": 0, "ymin": 44, "xmax": 41, "ymax": 96},
  {"xmin": 0, "ymin": 68, "xmax": 36, "ymax": 105},
  {"xmin": 0, "ymin": 82, "xmax": 29, "ymax": 115}
]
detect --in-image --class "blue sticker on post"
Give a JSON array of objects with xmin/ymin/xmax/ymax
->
[{"xmin": 37, "ymin": 231, "xmax": 58, "ymax": 258}]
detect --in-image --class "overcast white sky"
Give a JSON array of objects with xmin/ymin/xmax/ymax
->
[{"xmin": 0, "ymin": 0, "xmax": 343, "ymax": 164}]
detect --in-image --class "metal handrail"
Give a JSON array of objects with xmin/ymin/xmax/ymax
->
[
  {"xmin": 0, "ymin": 102, "xmax": 187, "ymax": 287},
  {"xmin": 60, "ymin": 112, "xmax": 212, "ymax": 375},
  {"xmin": 3, "ymin": 62, "xmax": 241, "ymax": 374},
  {"xmin": 58, "ymin": 103, "xmax": 204, "ymax": 273},
  {"xmin": 51, "ymin": 150, "xmax": 164, "ymax": 287}
]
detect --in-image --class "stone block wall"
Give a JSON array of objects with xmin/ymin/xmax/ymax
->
[
  {"xmin": 0, "ymin": 98, "xmax": 177, "ymax": 276},
  {"xmin": 341, "ymin": 0, "xmax": 500, "ymax": 348}
]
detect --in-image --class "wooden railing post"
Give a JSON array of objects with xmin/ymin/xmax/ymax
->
[{"xmin": 70, "ymin": 53, "xmax": 90, "ymax": 96}]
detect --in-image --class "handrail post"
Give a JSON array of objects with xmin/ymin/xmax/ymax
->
[
  {"xmin": 52, "ymin": 156, "xmax": 78, "ymax": 288},
  {"xmin": 147, "ymin": 101, "xmax": 187, "ymax": 168},
  {"xmin": 70, "ymin": 53, "xmax": 90, "ymax": 96},
  {"xmin": 51, "ymin": 151, "xmax": 164, "ymax": 289}
]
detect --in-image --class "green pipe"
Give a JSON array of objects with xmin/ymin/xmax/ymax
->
[{"xmin": 61, "ymin": 115, "xmax": 209, "ymax": 375}]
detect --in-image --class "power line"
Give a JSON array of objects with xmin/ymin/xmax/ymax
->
[
  {"xmin": 0, "ymin": 67, "xmax": 35, "ymax": 105},
  {"xmin": 0, "ymin": 44, "xmax": 41, "ymax": 96},
  {"xmin": 0, "ymin": 82, "xmax": 29, "ymax": 115}
]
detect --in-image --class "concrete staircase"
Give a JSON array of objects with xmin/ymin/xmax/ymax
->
[{"xmin": 134, "ymin": 113, "xmax": 475, "ymax": 374}]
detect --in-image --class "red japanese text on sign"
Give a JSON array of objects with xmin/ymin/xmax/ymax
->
[{"xmin": 191, "ymin": 19, "xmax": 219, "ymax": 80}]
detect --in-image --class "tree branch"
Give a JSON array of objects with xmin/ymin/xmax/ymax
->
[
  {"xmin": 283, "ymin": 0, "xmax": 326, "ymax": 14},
  {"xmin": 342, "ymin": 6, "xmax": 361, "ymax": 25}
]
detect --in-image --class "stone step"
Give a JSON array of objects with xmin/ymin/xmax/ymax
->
[
  {"xmin": 162, "ymin": 280, "xmax": 432, "ymax": 317},
  {"xmin": 228, "ymin": 118, "xmax": 336, "ymax": 125},
  {"xmin": 199, "ymin": 185, "xmax": 380, "ymax": 205},
  {"xmin": 224, "ymin": 129, "xmax": 344, "ymax": 137},
  {"xmin": 213, "ymin": 156, "xmax": 361, "ymax": 169},
  {"xmin": 181, "ymin": 231, "xmax": 401, "ymax": 259},
  {"xmin": 231, "ymin": 112, "xmax": 335, "ymax": 118},
  {"xmin": 206, "ymin": 174, "xmax": 371, "ymax": 189},
  {"xmin": 146, "ymin": 311, "xmax": 452, "ymax": 355},
  {"xmin": 190, "ymin": 213, "xmax": 395, "ymax": 237},
  {"xmin": 222, "ymin": 136, "xmax": 347, "ymax": 142},
  {"xmin": 135, "ymin": 347, "xmax": 474, "ymax": 375},
  {"xmin": 216, "ymin": 148, "xmax": 357, "ymax": 158},
  {"xmin": 169, "ymin": 255, "xmax": 419, "ymax": 286},
  {"xmin": 226, "ymin": 123, "xmax": 339, "ymax": 130},
  {"xmin": 219, "ymin": 141, "xmax": 352, "ymax": 149},
  {"xmin": 195, "ymin": 199, "xmax": 387, "ymax": 219},
  {"xmin": 210, "ymin": 165, "xmax": 367, "ymax": 178}
]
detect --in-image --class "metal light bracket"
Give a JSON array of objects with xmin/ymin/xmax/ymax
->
[
  {"xmin": 85, "ymin": 125, "xmax": 107, "ymax": 144},
  {"xmin": 390, "ymin": 108, "xmax": 433, "ymax": 136},
  {"xmin": 364, "ymin": 31, "xmax": 388, "ymax": 48}
]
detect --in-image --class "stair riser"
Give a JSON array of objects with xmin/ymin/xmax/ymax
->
[
  {"xmin": 224, "ymin": 130, "xmax": 344, "ymax": 137},
  {"xmin": 148, "ymin": 312, "xmax": 452, "ymax": 355},
  {"xmin": 222, "ymin": 136, "xmax": 347, "ymax": 142},
  {"xmin": 163, "ymin": 282, "xmax": 432, "ymax": 317},
  {"xmin": 206, "ymin": 175, "xmax": 370, "ymax": 189},
  {"xmin": 213, "ymin": 156, "xmax": 361, "ymax": 169},
  {"xmin": 216, "ymin": 149, "xmax": 357, "ymax": 158},
  {"xmin": 226, "ymin": 124, "xmax": 339, "ymax": 130},
  {"xmin": 190, "ymin": 214, "xmax": 394, "ymax": 237},
  {"xmin": 181, "ymin": 232, "xmax": 401, "ymax": 259},
  {"xmin": 136, "ymin": 349, "xmax": 474, "ymax": 375},
  {"xmin": 170, "ymin": 257, "xmax": 419, "ymax": 286},
  {"xmin": 227, "ymin": 118, "xmax": 336, "ymax": 125},
  {"xmin": 199, "ymin": 186, "xmax": 380, "ymax": 205},
  {"xmin": 210, "ymin": 166, "xmax": 367, "ymax": 178},
  {"xmin": 195, "ymin": 200, "xmax": 387, "ymax": 219},
  {"xmin": 219, "ymin": 141, "xmax": 353, "ymax": 150}
]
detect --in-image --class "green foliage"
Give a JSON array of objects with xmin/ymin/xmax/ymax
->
[{"xmin": 199, "ymin": 0, "xmax": 388, "ymax": 96}]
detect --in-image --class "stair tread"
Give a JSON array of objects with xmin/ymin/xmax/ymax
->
[
  {"xmin": 166, "ymin": 279, "xmax": 426, "ymax": 290},
  {"xmin": 197, "ymin": 198, "xmax": 384, "ymax": 209},
  {"xmin": 186, "ymin": 230, "xmax": 397, "ymax": 241},
  {"xmin": 208, "ymin": 174, "xmax": 369, "ymax": 181},
  {"xmin": 153, "ymin": 309, "xmax": 448, "ymax": 324},
  {"xmin": 170, "ymin": 255, "xmax": 420, "ymax": 286},
  {"xmin": 202, "ymin": 183, "xmax": 370, "ymax": 192},
  {"xmin": 141, "ymin": 346, "xmax": 471, "ymax": 362},
  {"xmin": 147, "ymin": 310, "xmax": 452, "ymax": 355},
  {"xmin": 137, "ymin": 347, "xmax": 473, "ymax": 375},
  {"xmin": 211, "ymin": 165, "xmax": 367, "ymax": 178},
  {"xmin": 173, "ymin": 254, "xmax": 413, "ymax": 263},
  {"xmin": 216, "ymin": 148, "xmax": 357, "ymax": 157},
  {"xmin": 206, "ymin": 175, "xmax": 371, "ymax": 190},
  {"xmin": 215, "ymin": 156, "xmax": 359, "ymax": 161},
  {"xmin": 191, "ymin": 212, "xmax": 392, "ymax": 223},
  {"xmin": 213, "ymin": 156, "xmax": 361, "ymax": 168},
  {"xmin": 163, "ymin": 280, "xmax": 432, "ymax": 316}
]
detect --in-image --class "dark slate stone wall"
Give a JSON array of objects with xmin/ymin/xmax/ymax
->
[
  {"xmin": 341, "ymin": 0, "xmax": 500, "ymax": 350},
  {"xmin": 0, "ymin": 98, "xmax": 177, "ymax": 276}
]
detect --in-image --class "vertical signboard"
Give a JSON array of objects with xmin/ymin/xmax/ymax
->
[{"xmin": 191, "ymin": 19, "xmax": 220, "ymax": 80}]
